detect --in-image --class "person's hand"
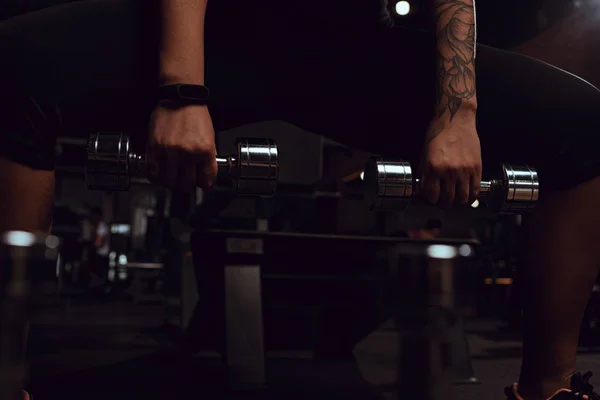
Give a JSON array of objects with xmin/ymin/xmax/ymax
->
[
  {"xmin": 420, "ymin": 113, "xmax": 482, "ymax": 209},
  {"xmin": 147, "ymin": 104, "xmax": 218, "ymax": 192}
]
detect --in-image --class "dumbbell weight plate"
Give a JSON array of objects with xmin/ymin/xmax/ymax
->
[
  {"xmin": 232, "ymin": 137, "xmax": 279, "ymax": 196},
  {"xmin": 486, "ymin": 164, "xmax": 539, "ymax": 212},
  {"xmin": 364, "ymin": 156, "xmax": 413, "ymax": 211},
  {"xmin": 86, "ymin": 133, "xmax": 135, "ymax": 191}
]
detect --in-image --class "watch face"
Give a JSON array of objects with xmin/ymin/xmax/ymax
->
[{"xmin": 177, "ymin": 84, "xmax": 210, "ymax": 100}]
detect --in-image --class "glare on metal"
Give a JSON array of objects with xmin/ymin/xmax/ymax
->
[{"xmin": 427, "ymin": 244, "xmax": 458, "ymax": 259}]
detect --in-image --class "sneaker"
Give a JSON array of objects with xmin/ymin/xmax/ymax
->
[{"xmin": 505, "ymin": 371, "xmax": 600, "ymax": 399}]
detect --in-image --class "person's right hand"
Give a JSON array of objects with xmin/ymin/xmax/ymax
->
[{"xmin": 146, "ymin": 104, "xmax": 218, "ymax": 192}]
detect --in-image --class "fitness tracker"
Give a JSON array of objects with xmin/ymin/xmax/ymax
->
[{"xmin": 157, "ymin": 84, "xmax": 210, "ymax": 107}]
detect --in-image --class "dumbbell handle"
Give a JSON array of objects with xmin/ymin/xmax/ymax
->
[
  {"xmin": 125, "ymin": 151, "xmax": 240, "ymax": 178},
  {"xmin": 412, "ymin": 178, "xmax": 498, "ymax": 197}
]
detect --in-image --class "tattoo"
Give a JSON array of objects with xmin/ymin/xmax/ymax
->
[
  {"xmin": 434, "ymin": 0, "xmax": 476, "ymax": 121},
  {"xmin": 426, "ymin": 124, "xmax": 444, "ymax": 143}
]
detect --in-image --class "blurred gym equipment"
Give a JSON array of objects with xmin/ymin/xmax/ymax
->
[
  {"xmin": 188, "ymin": 228, "xmax": 478, "ymax": 397},
  {"xmin": 0, "ymin": 231, "xmax": 59, "ymax": 400}
]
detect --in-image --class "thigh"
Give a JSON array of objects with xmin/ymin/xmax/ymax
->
[
  {"xmin": 0, "ymin": 0, "xmax": 159, "ymax": 123},
  {"xmin": 0, "ymin": 159, "xmax": 54, "ymax": 232},
  {"xmin": 0, "ymin": 0, "xmax": 158, "ymax": 168},
  {"xmin": 475, "ymin": 45, "xmax": 600, "ymax": 191}
]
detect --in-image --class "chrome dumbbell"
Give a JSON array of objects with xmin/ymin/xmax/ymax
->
[
  {"xmin": 86, "ymin": 133, "xmax": 279, "ymax": 195},
  {"xmin": 364, "ymin": 156, "xmax": 540, "ymax": 211}
]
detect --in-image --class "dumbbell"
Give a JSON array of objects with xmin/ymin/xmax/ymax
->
[
  {"xmin": 86, "ymin": 133, "xmax": 279, "ymax": 195},
  {"xmin": 364, "ymin": 156, "xmax": 540, "ymax": 211}
]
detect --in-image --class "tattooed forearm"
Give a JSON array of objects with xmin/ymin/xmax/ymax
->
[{"xmin": 433, "ymin": 0, "xmax": 477, "ymax": 121}]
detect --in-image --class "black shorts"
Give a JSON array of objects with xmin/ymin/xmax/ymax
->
[{"xmin": 1, "ymin": 0, "xmax": 600, "ymax": 192}]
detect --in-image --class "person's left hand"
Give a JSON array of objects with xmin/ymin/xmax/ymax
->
[
  {"xmin": 146, "ymin": 104, "xmax": 218, "ymax": 192},
  {"xmin": 420, "ymin": 111, "xmax": 482, "ymax": 209}
]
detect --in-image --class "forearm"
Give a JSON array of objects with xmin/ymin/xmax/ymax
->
[
  {"xmin": 159, "ymin": 0, "xmax": 207, "ymax": 85},
  {"xmin": 431, "ymin": 0, "xmax": 477, "ymax": 121}
]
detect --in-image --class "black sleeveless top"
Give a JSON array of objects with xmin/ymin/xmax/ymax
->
[{"xmin": 206, "ymin": 0, "xmax": 394, "ymax": 38}]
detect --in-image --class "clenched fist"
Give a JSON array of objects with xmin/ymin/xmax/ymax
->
[
  {"xmin": 146, "ymin": 104, "xmax": 218, "ymax": 192},
  {"xmin": 420, "ymin": 113, "xmax": 482, "ymax": 209}
]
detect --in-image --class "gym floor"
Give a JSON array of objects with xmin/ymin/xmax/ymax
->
[{"xmin": 26, "ymin": 288, "xmax": 600, "ymax": 400}]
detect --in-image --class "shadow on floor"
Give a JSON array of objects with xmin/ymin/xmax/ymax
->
[{"xmin": 30, "ymin": 352, "xmax": 386, "ymax": 400}]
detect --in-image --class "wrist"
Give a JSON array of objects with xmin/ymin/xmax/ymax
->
[
  {"xmin": 159, "ymin": 60, "xmax": 205, "ymax": 85},
  {"xmin": 431, "ymin": 101, "xmax": 478, "ymax": 130},
  {"xmin": 159, "ymin": 72, "xmax": 205, "ymax": 86},
  {"xmin": 156, "ymin": 83, "xmax": 210, "ymax": 109},
  {"xmin": 458, "ymin": 99, "xmax": 478, "ymax": 114},
  {"xmin": 434, "ymin": 99, "xmax": 478, "ymax": 122}
]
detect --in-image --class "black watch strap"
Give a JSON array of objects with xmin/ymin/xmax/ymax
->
[{"xmin": 157, "ymin": 84, "xmax": 210, "ymax": 106}]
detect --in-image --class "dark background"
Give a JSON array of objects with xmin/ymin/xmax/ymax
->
[{"xmin": 0, "ymin": 0, "xmax": 580, "ymax": 48}]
